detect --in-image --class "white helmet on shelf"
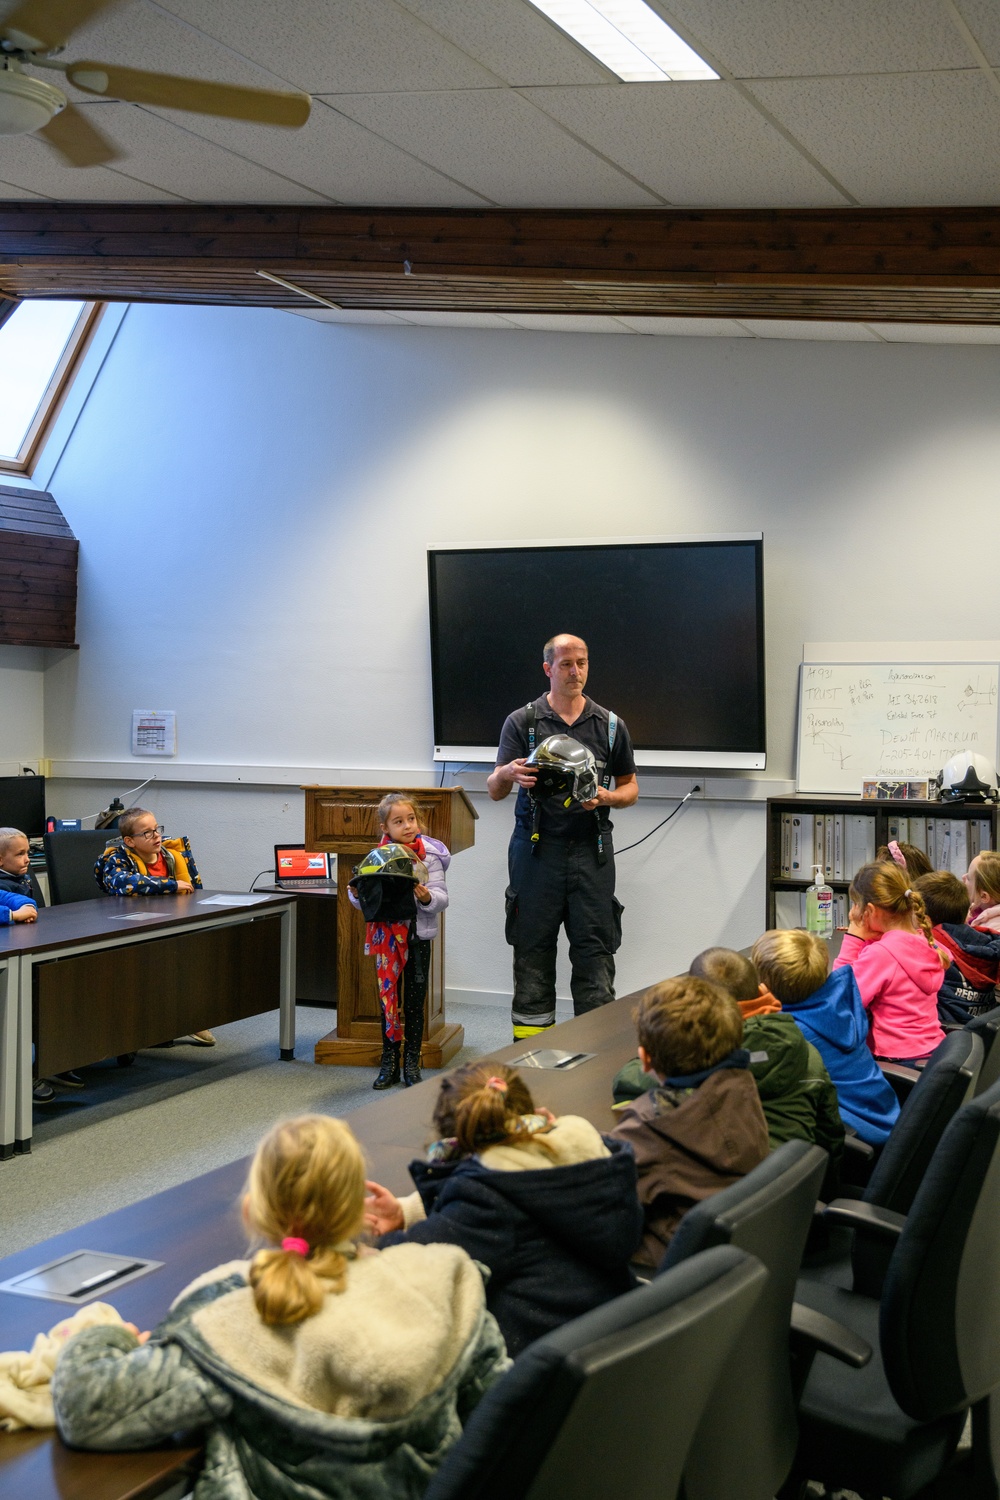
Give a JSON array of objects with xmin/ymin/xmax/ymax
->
[{"xmin": 936, "ymin": 750, "xmax": 999, "ymax": 803}]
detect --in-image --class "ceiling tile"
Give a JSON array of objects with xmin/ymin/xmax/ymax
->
[
  {"xmin": 866, "ymin": 322, "xmax": 1000, "ymax": 342},
  {"xmin": 498, "ymin": 312, "xmax": 632, "ymax": 331},
  {"xmin": 738, "ymin": 319, "xmax": 880, "ymax": 339},
  {"xmin": 152, "ymin": 0, "xmax": 497, "ymax": 94},
  {"xmin": 146, "ymin": 100, "xmax": 490, "ymax": 206},
  {"xmin": 395, "ymin": 0, "xmax": 612, "ymax": 85},
  {"xmin": 664, "ymin": 0, "xmax": 971, "ymax": 77},
  {"xmin": 55, "ymin": 102, "xmax": 333, "ymax": 201},
  {"xmin": 525, "ymin": 81, "xmax": 845, "ymax": 205},
  {"xmin": 616, "ymin": 316, "xmax": 751, "ymax": 335},
  {"xmin": 325, "ymin": 90, "xmax": 661, "ymax": 206},
  {"xmin": 751, "ymin": 71, "xmax": 1000, "ymax": 203},
  {"xmin": 0, "ymin": 179, "xmax": 50, "ymax": 199},
  {"xmin": 0, "ymin": 127, "xmax": 184, "ymax": 199},
  {"xmin": 390, "ymin": 309, "xmax": 519, "ymax": 326},
  {"xmin": 286, "ymin": 308, "xmax": 413, "ymax": 324},
  {"xmin": 953, "ymin": 1, "xmax": 1000, "ymax": 67}
]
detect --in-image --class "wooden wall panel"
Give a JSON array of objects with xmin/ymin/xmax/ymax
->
[{"xmin": 0, "ymin": 485, "xmax": 78, "ymax": 648}]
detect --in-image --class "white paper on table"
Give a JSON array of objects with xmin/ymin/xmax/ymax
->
[
  {"xmin": 108, "ymin": 913, "xmax": 161, "ymax": 921},
  {"xmin": 197, "ymin": 894, "xmax": 272, "ymax": 907}
]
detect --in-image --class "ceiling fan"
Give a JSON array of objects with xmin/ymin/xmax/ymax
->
[{"xmin": 0, "ymin": 0, "xmax": 311, "ymax": 166}]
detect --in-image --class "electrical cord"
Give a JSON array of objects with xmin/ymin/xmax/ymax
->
[
  {"xmin": 614, "ymin": 787, "xmax": 699, "ymax": 855},
  {"xmin": 77, "ymin": 776, "xmax": 155, "ymax": 825},
  {"xmin": 249, "ymin": 868, "xmax": 275, "ymax": 892}
]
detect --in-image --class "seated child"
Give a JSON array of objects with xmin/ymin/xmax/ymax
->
[
  {"xmin": 364, "ymin": 1061, "xmax": 642, "ymax": 1354},
  {"xmin": 95, "ymin": 807, "xmax": 212, "ymax": 1044},
  {"xmin": 0, "ymin": 827, "xmax": 84, "ymax": 1096},
  {"xmin": 877, "ymin": 839, "xmax": 932, "ymax": 881},
  {"xmin": 752, "ymin": 928, "xmax": 900, "ymax": 1146},
  {"xmin": 613, "ymin": 948, "xmax": 844, "ymax": 1187},
  {"xmin": 95, "ymin": 807, "xmax": 201, "ymax": 898},
  {"xmin": 965, "ymin": 850, "xmax": 1000, "ymax": 933},
  {"xmin": 835, "ymin": 860, "xmax": 946, "ymax": 1063},
  {"xmin": 53, "ymin": 1114, "xmax": 508, "ymax": 1496},
  {"xmin": 610, "ymin": 976, "xmax": 770, "ymax": 1270},
  {"xmin": 915, "ymin": 869, "xmax": 1000, "ymax": 1024}
]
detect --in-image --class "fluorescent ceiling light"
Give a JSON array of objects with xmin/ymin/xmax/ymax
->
[{"xmin": 526, "ymin": 0, "xmax": 718, "ymax": 80}]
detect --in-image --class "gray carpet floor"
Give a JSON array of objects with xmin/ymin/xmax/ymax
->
[{"xmin": 1, "ymin": 1000, "xmax": 570, "ymax": 1258}]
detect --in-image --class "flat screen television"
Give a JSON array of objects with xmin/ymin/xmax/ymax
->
[
  {"xmin": 427, "ymin": 535, "xmax": 765, "ymax": 769},
  {"xmin": 0, "ymin": 774, "xmax": 46, "ymax": 838}
]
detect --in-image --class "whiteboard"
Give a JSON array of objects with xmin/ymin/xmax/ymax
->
[{"xmin": 796, "ymin": 662, "xmax": 1000, "ymax": 793}]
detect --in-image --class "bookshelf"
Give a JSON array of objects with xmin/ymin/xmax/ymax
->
[{"xmin": 764, "ymin": 796, "xmax": 999, "ymax": 929}]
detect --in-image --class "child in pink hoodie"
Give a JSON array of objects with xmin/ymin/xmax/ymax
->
[{"xmin": 835, "ymin": 860, "xmax": 946, "ymax": 1063}]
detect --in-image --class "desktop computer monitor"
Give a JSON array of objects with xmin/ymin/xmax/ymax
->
[{"xmin": 0, "ymin": 775, "xmax": 46, "ymax": 839}]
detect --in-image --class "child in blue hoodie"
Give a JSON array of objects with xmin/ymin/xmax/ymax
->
[
  {"xmin": 0, "ymin": 830, "xmax": 37, "ymax": 927},
  {"xmin": 752, "ymin": 928, "xmax": 899, "ymax": 1146},
  {"xmin": 364, "ymin": 1060, "xmax": 642, "ymax": 1354}
]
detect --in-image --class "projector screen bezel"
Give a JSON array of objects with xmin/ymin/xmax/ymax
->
[{"xmin": 428, "ymin": 532, "xmax": 765, "ymax": 770}]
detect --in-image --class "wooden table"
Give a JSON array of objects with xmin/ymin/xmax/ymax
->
[
  {"xmin": 0, "ymin": 891, "xmax": 296, "ymax": 1159},
  {"xmin": 0, "ymin": 995, "xmax": 641, "ymax": 1500},
  {"xmin": 256, "ymin": 885, "xmax": 337, "ymax": 1007}
]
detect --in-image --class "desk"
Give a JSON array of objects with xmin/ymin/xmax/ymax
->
[
  {"xmin": 256, "ymin": 885, "xmax": 337, "ymax": 1006},
  {"xmin": 0, "ymin": 994, "xmax": 641, "ymax": 1500},
  {"xmin": 0, "ymin": 892, "xmax": 297, "ymax": 1160}
]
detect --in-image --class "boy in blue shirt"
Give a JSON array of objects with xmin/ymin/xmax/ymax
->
[
  {"xmin": 0, "ymin": 827, "xmax": 37, "ymax": 924},
  {"xmin": 751, "ymin": 928, "xmax": 899, "ymax": 1146}
]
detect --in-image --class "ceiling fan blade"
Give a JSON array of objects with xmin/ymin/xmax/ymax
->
[
  {"xmin": 66, "ymin": 61, "xmax": 312, "ymax": 127},
  {"xmin": 2, "ymin": 0, "xmax": 124, "ymax": 51},
  {"xmin": 37, "ymin": 101, "xmax": 121, "ymax": 165}
]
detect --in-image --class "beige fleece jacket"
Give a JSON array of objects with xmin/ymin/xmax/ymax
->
[{"xmin": 178, "ymin": 1241, "xmax": 489, "ymax": 1420}]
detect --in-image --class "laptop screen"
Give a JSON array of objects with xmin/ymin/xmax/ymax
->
[{"xmin": 274, "ymin": 847, "xmax": 331, "ymax": 881}]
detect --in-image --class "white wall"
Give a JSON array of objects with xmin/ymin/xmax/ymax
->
[
  {"xmin": 38, "ymin": 305, "xmax": 1000, "ymax": 1001},
  {"xmin": 0, "ymin": 645, "xmax": 44, "ymax": 773}
]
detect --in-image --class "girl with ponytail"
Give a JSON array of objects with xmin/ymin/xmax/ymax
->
[
  {"xmin": 834, "ymin": 860, "xmax": 947, "ymax": 1064},
  {"xmin": 364, "ymin": 1061, "xmax": 643, "ymax": 1354},
  {"xmin": 52, "ymin": 1114, "xmax": 508, "ymax": 1498}
]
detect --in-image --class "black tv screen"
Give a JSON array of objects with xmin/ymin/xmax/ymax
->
[
  {"xmin": 0, "ymin": 775, "xmax": 46, "ymax": 838},
  {"xmin": 427, "ymin": 537, "xmax": 765, "ymax": 769}
]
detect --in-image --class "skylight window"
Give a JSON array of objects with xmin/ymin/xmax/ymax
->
[
  {"xmin": 0, "ymin": 300, "xmax": 97, "ymax": 471},
  {"xmin": 526, "ymin": 0, "xmax": 718, "ymax": 80}
]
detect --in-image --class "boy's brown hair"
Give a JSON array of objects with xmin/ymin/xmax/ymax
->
[
  {"xmin": 913, "ymin": 870, "xmax": 970, "ymax": 927},
  {"xmin": 635, "ymin": 975, "xmax": 743, "ymax": 1078},
  {"xmin": 689, "ymin": 946, "xmax": 760, "ymax": 1003},
  {"xmin": 119, "ymin": 806, "xmax": 154, "ymax": 839},
  {"xmin": 751, "ymin": 929, "xmax": 829, "ymax": 1007}
]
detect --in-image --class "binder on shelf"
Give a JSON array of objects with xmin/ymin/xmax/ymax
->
[
  {"xmin": 790, "ymin": 814, "xmax": 814, "ymax": 876},
  {"xmin": 780, "ymin": 813, "xmax": 792, "ymax": 878}
]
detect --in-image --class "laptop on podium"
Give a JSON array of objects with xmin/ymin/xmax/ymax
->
[{"xmin": 273, "ymin": 845, "xmax": 338, "ymax": 892}]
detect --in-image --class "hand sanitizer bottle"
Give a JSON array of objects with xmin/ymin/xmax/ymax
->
[{"xmin": 806, "ymin": 864, "xmax": 834, "ymax": 938}]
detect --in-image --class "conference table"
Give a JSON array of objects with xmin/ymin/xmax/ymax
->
[
  {"xmin": 0, "ymin": 890, "xmax": 297, "ymax": 1160},
  {"xmin": 0, "ymin": 995, "xmax": 641, "ymax": 1500}
]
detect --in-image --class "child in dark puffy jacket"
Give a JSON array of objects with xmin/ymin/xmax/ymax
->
[
  {"xmin": 610, "ymin": 976, "xmax": 770, "ymax": 1270},
  {"xmin": 614, "ymin": 948, "xmax": 844, "ymax": 1176},
  {"xmin": 0, "ymin": 827, "xmax": 37, "ymax": 926},
  {"xmin": 915, "ymin": 869, "xmax": 1000, "ymax": 1025},
  {"xmin": 752, "ymin": 928, "xmax": 900, "ymax": 1147},
  {"xmin": 364, "ymin": 1061, "xmax": 642, "ymax": 1354}
]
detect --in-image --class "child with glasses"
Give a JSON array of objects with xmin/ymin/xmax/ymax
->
[{"xmin": 95, "ymin": 806, "xmax": 213, "ymax": 1044}]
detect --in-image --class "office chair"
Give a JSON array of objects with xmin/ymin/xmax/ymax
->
[
  {"xmin": 658, "ymin": 1141, "xmax": 844, "ymax": 1500},
  {"xmin": 801, "ymin": 1028, "xmax": 982, "ymax": 1300},
  {"xmin": 423, "ymin": 1245, "xmax": 767, "ymax": 1500},
  {"xmin": 43, "ymin": 829, "xmax": 112, "ymax": 904},
  {"xmin": 966, "ymin": 1004, "xmax": 1000, "ymax": 1097},
  {"xmin": 785, "ymin": 1077, "xmax": 1000, "ymax": 1500}
]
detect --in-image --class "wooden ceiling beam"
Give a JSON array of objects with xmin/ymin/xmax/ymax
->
[{"xmin": 5, "ymin": 205, "xmax": 1000, "ymax": 322}]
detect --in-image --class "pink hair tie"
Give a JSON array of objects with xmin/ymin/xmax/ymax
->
[
  {"xmin": 486, "ymin": 1076, "xmax": 508, "ymax": 1093},
  {"xmin": 281, "ymin": 1236, "xmax": 310, "ymax": 1257},
  {"xmin": 888, "ymin": 840, "xmax": 908, "ymax": 870}
]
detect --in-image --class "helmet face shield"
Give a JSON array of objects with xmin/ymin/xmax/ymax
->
[
  {"xmin": 356, "ymin": 842, "xmax": 418, "ymax": 880},
  {"xmin": 350, "ymin": 843, "xmax": 419, "ymax": 922},
  {"xmin": 525, "ymin": 734, "xmax": 599, "ymax": 807}
]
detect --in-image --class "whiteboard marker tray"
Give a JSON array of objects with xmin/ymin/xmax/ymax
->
[
  {"xmin": 511, "ymin": 1049, "xmax": 595, "ymax": 1071},
  {"xmin": 0, "ymin": 1250, "xmax": 163, "ymax": 1304}
]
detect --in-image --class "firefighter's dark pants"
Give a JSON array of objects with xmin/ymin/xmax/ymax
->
[{"xmin": 505, "ymin": 831, "xmax": 623, "ymax": 1037}]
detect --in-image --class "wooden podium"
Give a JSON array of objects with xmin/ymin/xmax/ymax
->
[{"xmin": 304, "ymin": 786, "xmax": 477, "ymax": 1067}]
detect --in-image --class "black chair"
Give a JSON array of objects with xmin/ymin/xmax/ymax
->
[
  {"xmin": 801, "ymin": 1028, "xmax": 983, "ymax": 1299},
  {"xmin": 966, "ymin": 1004, "xmax": 1000, "ymax": 1098},
  {"xmin": 658, "ymin": 1141, "xmax": 843, "ymax": 1500},
  {"xmin": 785, "ymin": 1077, "xmax": 1000, "ymax": 1500},
  {"xmin": 43, "ymin": 829, "xmax": 111, "ymax": 904},
  {"xmin": 423, "ymin": 1245, "xmax": 767, "ymax": 1500}
]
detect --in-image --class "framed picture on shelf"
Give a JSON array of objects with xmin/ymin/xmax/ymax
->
[
  {"xmin": 862, "ymin": 778, "xmax": 925, "ymax": 800},
  {"xmin": 907, "ymin": 780, "xmax": 930, "ymax": 800}
]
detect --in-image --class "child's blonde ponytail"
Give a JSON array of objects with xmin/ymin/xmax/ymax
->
[{"xmin": 244, "ymin": 1115, "xmax": 365, "ymax": 1327}]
